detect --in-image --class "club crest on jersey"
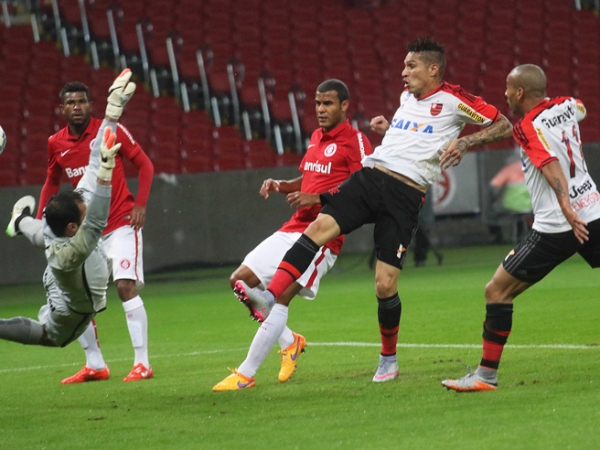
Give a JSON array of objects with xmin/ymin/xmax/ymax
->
[
  {"xmin": 324, "ymin": 143, "xmax": 337, "ymax": 157},
  {"xmin": 120, "ymin": 259, "xmax": 132, "ymax": 270},
  {"xmin": 430, "ymin": 103, "xmax": 443, "ymax": 116}
]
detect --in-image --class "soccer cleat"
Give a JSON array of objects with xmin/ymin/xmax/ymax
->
[
  {"xmin": 123, "ymin": 363, "xmax": 154, "ymax": 382},
  {"xmin": 442, "ymin": 372, "xmax": 497, "ymax": 392},
  {"xmin": 61, "ymin": 365, "xmax": 110, "ymax": 384},
  {"xmin": 6, "ymin": 195, "xmax": 35, "ymax": 238},
  {"xmin": 233, "ymin": 280, "xmax": 271, "ymax": 322},
  {"xmin": 372, "ymin": 356, "xmax": 400, "ymax": 382},
  {"xmin": 212, "ymin": 368, "xmax": 255, "ymax": 392},
  {"xmin": 278, "ymin": 332, "xmax": 307, "ymax": 383}
]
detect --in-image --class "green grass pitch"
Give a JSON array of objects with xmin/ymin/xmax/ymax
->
[{"xmin": 0, "ymin": 245, "xmax": 599, "ymax": 449}]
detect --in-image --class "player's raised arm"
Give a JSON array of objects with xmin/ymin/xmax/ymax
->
[{"xmin": 440, "ymin": 114, "xmax": 513, "ymax": 170}]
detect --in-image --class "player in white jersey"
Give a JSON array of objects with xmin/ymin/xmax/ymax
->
[
  {"xmin": 442, "ymin": 64, "xmax": 600, "ymax": 393},
  {"xmin": 233, "ymin": 37, "xmax": 513, "ymax": 384},
  {"xmin": 0, "ymin": 125, "xmax": 120, "ymax": 352}
]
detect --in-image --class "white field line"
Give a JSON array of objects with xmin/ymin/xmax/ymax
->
[{"xmin": 0, "ymin": 342, "xmax": 597, "ymax": 374}]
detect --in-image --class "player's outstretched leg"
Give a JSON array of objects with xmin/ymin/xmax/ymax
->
[
  {"xmin": 442, "ymin": 372, "xmax": 497, "ymax": 392},
  {"xmin": 213, "ymin": 368, "xmax": 255, "ymax": 392},
  {"xmin": 278, "ymin": 332, "xmax": 306, "ymax": 383},
  {"xmin": 6, "ymin": 195, "xmax": 35, "ymax": 237},
  {"xmin": 233, "ymin": 280, "xmax": 272, "ymax": 322},
  {"xmin": 372, "ymin": 354, "xmax": 399, "ymax": 382}
]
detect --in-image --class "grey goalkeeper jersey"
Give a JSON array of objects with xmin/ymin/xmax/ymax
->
[{"xmin": 42, "ymin": 120, "xmax": 116, "ymax": 314}]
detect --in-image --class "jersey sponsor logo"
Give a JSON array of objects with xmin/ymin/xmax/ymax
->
[
  {"xmin": 357, "ymin": 133, "xmax": 365, "ymax": 159},
  {"xmin": 572, "ymin": 191, "xmax": 600, "ymax": 212},
  {"xmin": 540, "ymin": 105, "xmax": 575, "ymax": 129},
  {"xmin": 120, "ymin": 259, "xmax": 132, "ymax": 270},
  {"xmin": 65, "ymin": 166, "xmax": 86, "ymax": 178},
  {"xmin": 534, "ymin": 127, "xmax": 551, "ymax": 150},
  {"xmin": 304, "ymin": 160, "xmax": 332, "ymax": 174},
  {"xmin": 118, "ymin": 123, "xmax": 136, "ymax": 144},
  {"xmin": 457, "ymin": 103, "xmax": 486, "ymax": 123},
  {"xmin": 324, "ymin": 143, "xmax": 337, "ymax": 157},
  {"xmin": 570, "ymin": 179, "xmax": 593, "ymax": 199},
  {"xmin": 390, "ymin": 118, "xmax": 433, "ymax": 133},
  {"xmin": 60, "ymin": 149, "xmax": 71, "ymax": 157},
  {"xmin": 430, "ymin": 103, "xmax": 443, "ymax": 116},
  {"xmin": 576, "ymin": 103, "xmax": 586, "ymax": 115}
]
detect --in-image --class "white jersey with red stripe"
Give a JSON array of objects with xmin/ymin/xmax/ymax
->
[
  {"xmin": 362, "ymin": 81, "xmax": 501, "ymax": 186},
  {"xmin": 513, "ymin": 97, "xmax": 600, "ymax": 233}
]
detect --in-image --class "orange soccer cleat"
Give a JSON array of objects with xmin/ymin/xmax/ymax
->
[
  {"xmin": 61, "ymin": 365, "xmax": 110, "ymax": 384},
  {"xmin": 123, "ymin": 363, "xmax": 154, "ymax": 382}
]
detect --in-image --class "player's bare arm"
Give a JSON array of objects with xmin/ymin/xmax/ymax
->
[
  {"xmin": 260, "ymin": 176, "xmax": 303, "ymax": 199},
  {"xmin": 440, "ymin": 115, "xmax": 513, "ymax": 170},
  {"xmin": 286, "ymin": 192, "xmax": 320, "ymax": 210},
  {"xmin": 541, "ymin": 160, "xmax": 589, "ymax": 243},
  {"xmin": 370, "ymin": 115, "xmax": 390, "ymax": 135}
]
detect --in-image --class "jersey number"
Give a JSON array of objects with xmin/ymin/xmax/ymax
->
[{"xmin": 562, "ymin": 126, "xmax": 586, "ymax": 178}]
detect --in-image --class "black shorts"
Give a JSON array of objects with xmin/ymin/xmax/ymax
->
[
  {"xmin": 503, "ymin": 218, "xmax": 600, "ymax": 283},
  {"xmin": 320, "ymin": 167, "xmax": 424, "ymax": 269}
]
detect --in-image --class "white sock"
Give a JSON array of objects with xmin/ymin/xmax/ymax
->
[
  {"xmin": 122, "ymin": 296, "xmax": 149, "ymax": 368},
  {"xmin": 278, "ymin": 326, "xmax": 295, "ymax": 349},
  {"xmin": 238, "ymin": 303, "xmax": 288, "ymax": 378},
  {"xmin": 77, "ymin": 320, "xmax": 106, "ymax": 370}
]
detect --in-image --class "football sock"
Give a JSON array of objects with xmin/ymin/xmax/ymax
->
[
  {"xmin": 0, "ymin": 317, "xmax": 45, "ymax": 345},
  {"xmin": 278, "ymin": 326, "xmax": 295, "ymax": 349},
  {"xmin": 238, "ymin": 304, "xmax": 288, "ymax": 378},
  {"xmin": 267, "ymin": 234, "xmax": 319, "ymax": 299},
  {"xmin": 377, "ymin": 293, "xmax": 401, "ymax": 356},
  {"xmin": 122, "ymin": 296, "xmax": 150, "ymax": 368},
  {"xmin": 476, "ymin": 302, "xmax": 513, "ymax": 383},
  {"xmin": 77, "ymin": 320, "xmax": 106, "ymax": 370}
]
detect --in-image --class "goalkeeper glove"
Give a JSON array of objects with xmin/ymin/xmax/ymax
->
[
  {"xmin": 105, "ymin": 68, "xmax": 136, "ymax": 120},
  {"xmin": 98, "ymin": 127, "xmax": 121, "ymax": 181}
]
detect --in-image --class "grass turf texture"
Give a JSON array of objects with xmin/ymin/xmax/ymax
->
[{"xmin": 0, "ymin": 245, "xmax": 599, "ymax": 449}]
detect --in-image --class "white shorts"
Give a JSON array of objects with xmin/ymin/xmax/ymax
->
[
  {"xmin": 242, "ymin": 231, "xmax": 337, "ymax": 300},
  {"xmin": 102, "ymin": 226, "xmax": 145, "ymax": 288}
]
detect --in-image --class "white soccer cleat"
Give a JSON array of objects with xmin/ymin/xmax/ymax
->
[
  {"xmin": 372, "ymin": 355, "xmax": 400, "ymax": 382},
  {"xmin": 6, "ymin": 195, "xmax": 35, "ymax": 238},
  {"xmin": 442, "ymin": 372, "xmax": 497, "ymax": 392}
]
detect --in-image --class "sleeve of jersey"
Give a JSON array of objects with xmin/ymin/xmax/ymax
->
[
  {"xmin": 116, "ymin": 124, "xmax": 154, "ymax": 207},
  {"xmin": 574, "ymin": 98, "xmax": 587, "ymax": 122},
  {"xmin": 348, "ymin": 131, "xmax": 373, "ymax": 173},
  {"xmin": 36, "ymin": 140, "xmax": 62, "ymax": 219},
  {"xmin": 513, "ymin": 120, "xmax": 557, "ymax": 170},
  {"xmin": 454, "ymin": 90, "xmax": 500, "ymax": 125}
]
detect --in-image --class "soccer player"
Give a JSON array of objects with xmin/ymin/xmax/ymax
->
[
  {"xmin": 223, "ymin": 36, "xmax": 513, "ymax": 385},
  {"xmin": 442, "ymin": 64, "xmax": 598, "ymax": 392},
  {"xmin": 1, "ymin": 119, "xmax": 121, "ymax": 351},
  {"xmin": 35, "ymin": 70, "xmax": 153, "ymax": 383},
  {"xmin": 213, "ymin": 79, "xmax": 373, "ymax": 391}
]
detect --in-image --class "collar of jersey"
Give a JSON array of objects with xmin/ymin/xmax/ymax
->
[
  {"xmin": 66, "ymin": 117, "xmax": 96, "ymax": 141},
  {"xmin": 414, "ymin": 81, "xmax": 446, "ymax": 101},
  {"xmin": 319, "ymin": 119, "xmax": 350, "ymax": 141}
]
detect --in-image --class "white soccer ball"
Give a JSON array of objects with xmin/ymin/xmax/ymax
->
[{"xmin": 0, "ymin": 125, "xmax": 6, "ymax": 155}]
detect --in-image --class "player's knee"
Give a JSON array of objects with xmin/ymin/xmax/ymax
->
[{"xmin": 116, "ymin": 279, "xmax": 137, "ymax": 301}]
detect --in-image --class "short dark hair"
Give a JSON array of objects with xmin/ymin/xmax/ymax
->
[
  {"xmin": 317, "ymin": 79, "xmax": 350, "ymax": 103},
  {"xmin": 59, "ymin": 82, "xmax": 91, "ymax": 104},
  {"xmin": 407, "ymin": 37, "xmax": 446, "ymax": 76},
  {"xmin": 44, "ymin": 191, "xmax": 84, "ymax": 237}
]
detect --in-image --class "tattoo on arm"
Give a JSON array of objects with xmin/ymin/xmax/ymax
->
[
  {"xmin": 460, "ymin": 115, "xmax": 513, "ymax": 151},
  {"xmin": 554, "ymin": 177, "xmax": 566, "ymax": 196}
]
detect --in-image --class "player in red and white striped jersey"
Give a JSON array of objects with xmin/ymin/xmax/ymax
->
[{"xmin": 443, "ymin": 64, "xmax": 600, "ymax": 392}]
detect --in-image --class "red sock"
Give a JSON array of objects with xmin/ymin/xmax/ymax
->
[
  {"xmin": 380, "ymin": 325, "xmax": 399, "ymax": 356},
  {"xmin": 267, "ymin": 262, "xmax": 302, "ymax": 299}
]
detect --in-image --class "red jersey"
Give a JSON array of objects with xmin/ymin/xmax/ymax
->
[
  {"xmin": 279, "ymin": 120, "xmax": 373, "ymax": 254},
  {"xmin": 37, "ymin": 117, "xmax": 154, "ymax": 235}
]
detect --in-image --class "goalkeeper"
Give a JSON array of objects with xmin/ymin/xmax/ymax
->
[{"xmin": 0, "ymin": 121, "xmax": 120, "ymax": 349}]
